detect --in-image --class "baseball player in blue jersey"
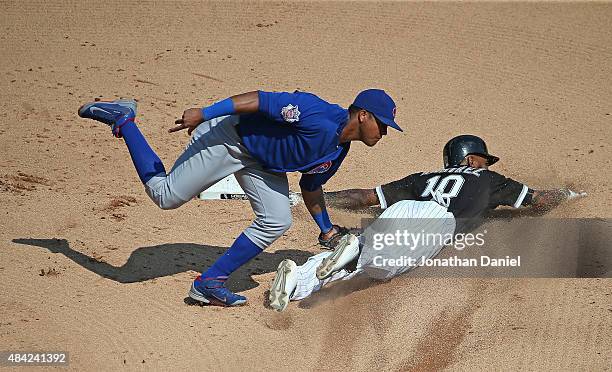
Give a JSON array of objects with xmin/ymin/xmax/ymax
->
[{"xmin": 77, "ymin": 89, "xmax": 402, "ymax": 306}]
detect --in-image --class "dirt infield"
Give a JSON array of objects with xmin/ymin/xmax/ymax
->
[{"xmin": 1, "ymin": 1, "xmax": 610, "ymax": 370}]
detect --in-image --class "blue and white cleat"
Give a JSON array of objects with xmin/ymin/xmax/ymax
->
[
  {"xmin": 188, "ymin": 276, "xmax": 247, "ymax": 307},
  {"xmin": 78, "ymin": 99, "xmax": 137, "ymax": 138},
  {"xmin": 316, "ymin": 234, "xmax": 360, "ymax": 280},
  {"xmin": 269, "ymin": 259, "xmax": 298, "ymax": 312}
]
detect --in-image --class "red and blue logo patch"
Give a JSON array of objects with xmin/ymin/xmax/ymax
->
[
  {"xmin": 280, "ymin": 104, "xmax": 300, "ymax": 123},
  {"xmin": 305, "ymin": 161, "xmax": 332, "ymax": 174}
]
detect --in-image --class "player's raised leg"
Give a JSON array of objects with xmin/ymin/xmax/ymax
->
[
  {"xmin": 78, "ymin": 100, "xmax": 249, "ymax": 210},
  {"xmin": 144, "ymin": 115, "xmax": 249, "ymax": 209},
  {"xmin": 78, "ymin": 99, "xmax": 167, "ymax": 185}
]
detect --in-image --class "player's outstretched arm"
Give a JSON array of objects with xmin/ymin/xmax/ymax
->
[
  {"xmin": 324, "ymin": 189, "xmax": 379, "ymax": 210},
  {"xmin": 529, "ymin": 188, "xmax": 587, "ymax": 212}
]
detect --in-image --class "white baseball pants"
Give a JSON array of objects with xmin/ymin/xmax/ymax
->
[{"xmin": 291, "ymin": 199, "xmax": 456, "ymax": 300}]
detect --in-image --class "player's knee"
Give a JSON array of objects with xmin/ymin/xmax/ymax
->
[
  {"xmin": 145, "ymin": 182, "xmax": 186, "ymax": 210},
  {"xmin": 265, "ymin": 213, "xmax": 292, "ymax": 237},
  {"xmin": 150, "ymin": 194, "xmax": 183, "ymax": 210},
  {"xmin": 244, "ymin": 215, "xmax": 291, "ymax": 249},
  {"xmin": 278, "ymin": 216, "xmax": 293, "ymax": 235},
  {"xmin": 157, "ymin": 199, "xmax": 181, "ymax": 210},
  {"xmin": 254, "ymin": 210, "xmax": 292, "ymax": 243}
]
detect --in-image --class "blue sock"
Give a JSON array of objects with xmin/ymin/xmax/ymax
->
[
  {"xmin": 120, "ymin": 122, "xmax": 166, "ymax": 184},
  {"xmin": 313, "ymin": 210, "xmax": 333, "ymax": 233},
  {"xmin": 202, "ymin": 233, "xmax": 263, "ymax": 279}
]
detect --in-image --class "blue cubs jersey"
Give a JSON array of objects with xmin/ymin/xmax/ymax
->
[{"xmin": 236, "ymin": 90, "xmax": 350, "ymax": 189}]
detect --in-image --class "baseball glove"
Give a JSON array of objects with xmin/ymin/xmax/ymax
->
[{"xmin": 318, "ymin": 225, "xmax": 351, "ymax": 250}]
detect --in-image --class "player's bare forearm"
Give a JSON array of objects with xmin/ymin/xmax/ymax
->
[
  {"xmin": 302, "ymin": 186, "xmax": 353, "ymax": 242},
  {"xmin": 324, "ymin": 189, "xmax": 379, "ymax": 210},
  {"xmin": 301, "ymin": 186, "xmax": 326, "ymax": 216},
  {"xmin": 529, "ymin": 189, "xmax": 586, "ymax": 211},
  {"xmin": 229, "ymin": 91, "xmax": 259, "ymax": 113},
  {"xmin": 530, "ymin": 189, "xmax": 566, "ymax": 211}
]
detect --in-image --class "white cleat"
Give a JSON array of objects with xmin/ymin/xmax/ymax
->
[
  {"xmin": 269, "ymin": 259, "xmax": 298, "ymax": 312},
  {"xmin": 316, "ymin": 234, "xmax": 360, "ymax": 280}
]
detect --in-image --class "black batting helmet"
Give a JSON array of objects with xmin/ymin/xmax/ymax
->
[{"xmin": 443, "ymin": 135, "xmax": 499, "ymax": 168}]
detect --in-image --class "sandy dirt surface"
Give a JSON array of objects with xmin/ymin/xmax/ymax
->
[{"xmin": 1, "ymin": 1, "xmax": 611, "ymax": 370}]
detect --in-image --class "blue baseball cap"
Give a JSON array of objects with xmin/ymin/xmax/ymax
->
[{"xmin": 352, "ymin": 89, "xmax": 402, "ymax": 132}]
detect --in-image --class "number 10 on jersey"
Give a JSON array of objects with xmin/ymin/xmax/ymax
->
[{"xmin": 421, "ymin": 174, "xmax": 465, "ymax": 199}]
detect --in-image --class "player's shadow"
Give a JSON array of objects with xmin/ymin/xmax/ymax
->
[{"xmin": 11, "ymin": 238, "xmax": 311, "ymax": 292}]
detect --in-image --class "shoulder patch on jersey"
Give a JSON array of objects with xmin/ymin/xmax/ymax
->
[
  {"xmin": 281, "ymin": 104, "xmax": 300, "ymax": 123},
  {"xmin": 305, "ymin": 161, "xmax": 332, "ymax": 174}
]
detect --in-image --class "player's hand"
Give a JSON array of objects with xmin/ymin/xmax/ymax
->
[
  {"xmin": 565, "ymin": 189, "xmax": 587, "ymax": 200},
  {"xmin": 170, "ymin": 108, "xmax": 204, "ymax": 135},
  {"xmin": 318, "ymin": 225, "xmax": 350, "ymax": 250}
]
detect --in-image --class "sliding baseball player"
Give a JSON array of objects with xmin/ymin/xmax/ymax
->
[{"xmin": 269, "ymin": 135, "xmax": 586, "ymax": 311}]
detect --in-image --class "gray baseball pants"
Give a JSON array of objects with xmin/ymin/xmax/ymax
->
[{"xmin": 144, "ymin": 115, "xmax": 292, "ymax": 248}]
